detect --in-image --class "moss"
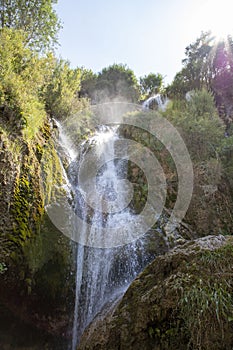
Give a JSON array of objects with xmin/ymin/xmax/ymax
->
[
  {"xmin": 40, "ymin": 139, "xmax": 65, "ymax": 205},
  {"xmin": 1, "ymin": 115, "xmax": 71, "ymax": 297},
  {"xmin": 9, "ymin": 156, "xmax": 43, "ymax": 248},
  {"xmin": 22, "ymin": 212, "xmax": 71, "ymax": 273},
  {"xmin": 35, "ymin": 143, "xmax": 43, "ymax": 162},
  {"xmin": 146, "ymin": 321, "xmax": 185, "ymax": 350},
  {"xmin": 0, "ymin": 262, "xmax": 7, "ymax": 274},
  {"xmin": 5, "ymin": 117, "xmax": 65, "ymax": 249},
  {"xmin": 170, "ymin": 239, "xmax": 233, "ymax": 349},
  {"xmin": 77, "ymin": 236, "xmax": 233, "ymax": 350},
  {"xmin": 11, "ymin": 174, "xmax": 31, "ymax": 242}
]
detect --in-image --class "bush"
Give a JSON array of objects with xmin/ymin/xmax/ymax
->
[
  {"xmin": 45, "ymin": 59, "xmax": 83, "ymax": 119},
  {"xmin": 0, "ymin": 29, "xmax": 48, "ymax": 138},
  {"xmin": 164, "ymin": 89, "xmax": 224, "ymax": 161}
]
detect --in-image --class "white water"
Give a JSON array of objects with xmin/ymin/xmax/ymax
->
[
  {"xmin": 142, "ymin": 94, "xmax": 168, "ymax": 111},
  {"xmin": 54, "ymin": 119, "xmax": 77, "ymax": 162},
  {"xmin": 55, "ymin": 121, "xmax": 160, "ymax": 349},
  {"xmin": 56, "ymin": 125, "xmax": 150, "ymax": 349}
]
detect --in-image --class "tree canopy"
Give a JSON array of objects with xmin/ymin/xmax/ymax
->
[
  {"xmin": 79, "ymin": 64, "xmax": 140, "ymax": 103},
  {"xmin": 167, "ymin": 32, "xmax": 214, "ymax": 97},
  {"xmin": 0, "ymin": 28, "xmax": 83, "ymax": 139},
  {"xmin": 139, "ymin": 73, "xmax": 163, "ymax": 98},
  {"xmin": 45, "ymin": 59, "xmax": 82, "ymax": 119},
  {"xmin": 0, "ymin": 0, "xmax": 61, "ymax": 50},
  {"xmin": 167, "ymin": 32, "xmax": 233, "ymax": 125},
  {"xmin": 97, "ymin": 64, "xmax": 140, "ymax": 102}
]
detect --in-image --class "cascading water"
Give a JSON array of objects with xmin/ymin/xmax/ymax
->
[
  {"xmin": 142, "ymin": 93, "xmax": 168, "ymax": 111},
  {"xmin": 47, "ymin": 101, "xmax": 192, "ymax": 350},
  {"xmin": 56, "ymin": 123, "xmax": 152, "ymax": 350},
  {"xmin": 70, "ymin": 126, "xmax": 150, "ymax": 350}
]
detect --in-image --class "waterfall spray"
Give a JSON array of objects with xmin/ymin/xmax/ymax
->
[
  {"xmin": 142, "ymin": 94, "xmax": 168, "ymax": 111},
  {"xmin": 49, "ymin": 101, "xmax": 193, "ymax": 349},
  {"xmin": 57, "ymin": 124, "xmax": 150, "ymax": 349}
]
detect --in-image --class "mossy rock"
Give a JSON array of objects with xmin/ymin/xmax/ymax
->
[
  {"xmin": 78, "ymin": 235, "xmax": 233, "ymax": 350},
  {"xmin": 0, "ymin": 116, "xmax": 74, "ymax": 336}
]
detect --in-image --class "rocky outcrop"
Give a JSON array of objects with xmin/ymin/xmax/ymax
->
[
  {"xmin": 78, "ymin": 235, "xmax": 233, "ymax": 350},
  {"xmin": 0, "ymin": 115, "xmax": 73, "ymax": 340}
]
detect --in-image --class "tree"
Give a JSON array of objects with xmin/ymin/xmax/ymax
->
[
  {"xmin": 78, "ymin": 64, "xmax": 140, "ymax": 103},
  {"xmin": 167, "ymin": 31, "xmax": 233, "ymax": 128},
  {"xmin": 0, "ymin": 0, "xmax": 61, "ymax": 50},
  {"xmin": 0, "ymin": 28, "xmax": 83, "ymax": 136},
  {"xmin": 181, "ymin": 31, "xmax": 213, "ymax": 90},
  {"xmin": 165, "ymin": 88, "xmax": 224, "ymax": 161},
  {"xmin": 168, "ymin": 32, "xmax": 214, "ymax": 97},
  {"xmin": 186, "ymin": 88, "xmax": 218, "ymax": 120},
  {"xmin": 95, "ymin": 64, "xmax": 140, "ymax": 103},
  {"xmin": 210, "ymin": 37, "xmax": 233, "ymax": 122},
  {"xmin": 139, "ymin": 73, "xmax": 163, "ymax": 98},
  {"xmin": 166, "ymin": 70, "xmax": 188, "ymax": 99},
  {"xmin": 0, "ymin": 28, "xmax": 50, "ymax": 137},
  {"xmin": 45, "ymin": 59, "xmax": 82, "ymax": 119},
  {"xmin": 79, "ymin": 68, "xmax": 98, "ymax": 99}
]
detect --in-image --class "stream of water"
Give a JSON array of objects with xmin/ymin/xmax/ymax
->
[
  {"xmin": 54, "ymin": 94, "xmax": 177, "ymax": 349},
  {"xmin": 74, "ymin": 126, "xmax": 150, "ymax": 349},
  {"xmin": 142, "ymin": 93, "xmax": 169, "ymax": 111},
  {"xmin": 57, "ymin": 123, "xmax": 152, "ymax": 349}
]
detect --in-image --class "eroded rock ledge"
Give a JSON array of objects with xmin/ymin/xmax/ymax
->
[{"xmin": 78, "ymin": 235, "xmax": 233, "ymax": 350}]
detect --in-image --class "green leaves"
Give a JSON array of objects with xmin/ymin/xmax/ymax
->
[
  {"xmin": 0, "ymin": 0, "xmax": 61, "ymax": 51},
  {"xmin": 0, "ymin": 28, "xmax": 85, "ymax": 138},
  {"xmin": 0, "ymin": 29, "xmax": 48, "ymax": 137},
  {"xmin": 186, "ymin": 88, "xmax": 218, "ymax": 119},
  {"xmin": 0, "ymin": 262, "xmax": 7, "ymax": 274},
  {"xmin": 79, "ymin": 64, "xmax": 140, "ymax": 103},
  {"xmin": 45, "ymin": 59, "xmax": 82, "ymax": 119},
  {"xmin": 139, "ymin": 73, "xmax": 163, "ymax": 98},
  {"xmin": 164, "ymin": 89, "xmax": 224, "ymax": 161}
]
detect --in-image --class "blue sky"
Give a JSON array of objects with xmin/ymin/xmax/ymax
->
[{"xmin": 55, "ymin": 0, "xmax": 232, "ymax": 85}]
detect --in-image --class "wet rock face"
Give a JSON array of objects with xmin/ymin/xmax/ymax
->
[
  {"xmin": 0, "ymin": 119, "xmax": 74, "ymax": 338},
  {"xmin": 78, "ymin": 235, "xmax": 233, "ymax": 350},
  {"xmin": 0, "ymin": 133, "xmax": 19, "ymax": 259}
]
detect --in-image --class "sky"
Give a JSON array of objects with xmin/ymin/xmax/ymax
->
[{"xmin": 55, "ymin": 0, "xmax": 233, "ymax": 85}]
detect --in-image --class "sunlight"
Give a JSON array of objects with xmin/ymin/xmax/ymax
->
[{"xmin": 199, "ymin": 0, "xmax": 233, "ymax": 40}]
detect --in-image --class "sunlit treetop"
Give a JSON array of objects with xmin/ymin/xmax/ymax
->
[{"xmin": 0, "ymin": 0, "xmax": 61, "ymax": 51}]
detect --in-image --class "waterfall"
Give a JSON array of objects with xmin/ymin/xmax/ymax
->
[
  {"xmin": 47, "ymin": 100, "xmax": 193, "ymax": 349},
  {"xmin": 56, "ymin": 123, "xmax": 152, "ymax": 349},
  {"xmin": 142, "ymin": 94, "xmax": 168, "ymax": 111}
]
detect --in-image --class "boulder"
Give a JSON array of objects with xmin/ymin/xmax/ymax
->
[{"xmin": 78, "ymin": 235, "xmax": 233, "ymax": 350}]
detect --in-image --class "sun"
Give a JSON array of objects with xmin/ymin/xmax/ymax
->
[{"xmin": 195, "ymin": 0, "xmax": 233, "ymax": 40}]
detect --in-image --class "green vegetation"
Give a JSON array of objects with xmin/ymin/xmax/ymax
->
[
  {"xmin": 0, "ymin": 21, "xmax": 81, "ymax": 332},
  {"xmin": 175, "ymin": 241, "xmax": 233, "ymax": 349},
  {"xmin": 167, "ymin": 32, "xmax": 233, "ymax": 127},
  {"xmin": 0, "ymin": 28, "xmax": 85, "ymax": 139},
  {"xmin": 45, "ymin": 58, "xmax": 83, "ymax": 119},
  {"xmin": 0, "ymin": 262, "xmax": 7, "ymax": 274},
  {"xmin": 0, "ymin": 1, "xmax": 233, "ymax": 347},
  {"xmin": 0, "ymin": 29, "xmax": 47, "ymax": 139},
  {"xmin": 79, "ymin": 63, "xmax": 140, "ymax": 103},
  {"xmin": 0, "ymin": 0, "xmax": 61, "ymax": 51},
  {"xmin": 164, "ymin": 88, "xmax": 224, "ymax": 161},
  {"xmin": 140, "ymin": 72, "xmax": 163, "ymax": 98}
]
